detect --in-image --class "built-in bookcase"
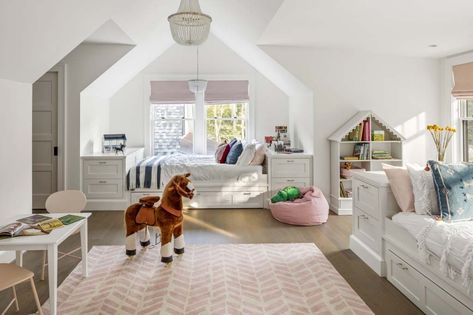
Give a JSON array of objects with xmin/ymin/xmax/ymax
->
[{"xmin": 328, "ymin": 111, "xmax": 405, "ymax": 215}]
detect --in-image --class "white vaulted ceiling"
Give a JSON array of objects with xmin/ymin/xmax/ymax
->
[{"xmin": 258, "ymin": 0, "xmax": 473, "ymax": 58}]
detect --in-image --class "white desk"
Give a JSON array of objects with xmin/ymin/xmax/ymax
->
[{"xmin": 0, "ymin": 213, "xmax": 91, "ymax": 315}]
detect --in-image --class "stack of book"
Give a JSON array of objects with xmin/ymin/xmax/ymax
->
[
  {"xmin": 348, "ymin": 119, "xmax": 371, "ymax": 141},
  {"xmin": 0, "ymin": 214, "xmax": 85, "ymax": 238},
  {"xmin": 353, "ymin": 143, "xmax": 370, "ymax": 160},
  {"xmin": 372, "ymin": 150, "xmax": 392, "ymax": 160}
]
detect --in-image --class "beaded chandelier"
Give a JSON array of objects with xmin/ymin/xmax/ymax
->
[{"xmin": 168, "ymin": 0, "xmax": 212, "ymax": 46}]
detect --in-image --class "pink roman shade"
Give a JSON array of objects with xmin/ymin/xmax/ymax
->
[
  {"xmin": 205, "ymin": 80, "xmax": 249, "ymax": 104},
  {"xmin": 452, "ymin": 62, "xmax": 473, "ymax": 99},
  {"xmin": 150, "ymin": 81, "xmax": 195, "ymax": 104}
]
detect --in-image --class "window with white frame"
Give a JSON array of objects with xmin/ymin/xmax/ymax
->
[
  {"xmin": 149, "ymin": 80, "xmax": 250, "ymax": 155},
  {"xmin": 205, "ymin": 103, "xmax": 248, "ymax": 154},
  {"xmin": 459, "ymin": 99, "xmax": 473, "ymax": 162},
  {"xmin": 150, "ymin": 103, "xmax": 194, "ymax": 156}
]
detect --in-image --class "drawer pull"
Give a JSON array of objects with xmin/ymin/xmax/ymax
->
[
  {"xmin": 286, "ymin": 160, "xmax": 295, "ymax": 163},
  {"xmin": 359, "ymin": 214, "xmax": 368, "ymax": 220},
  {"xmin": 360, "ymin": 184, "xmax": 369, "ymax": 189},
  {"xmin": 402, "ymin": 267, "xmax": 409, "ymax": 271},
  {"xmin": 243, "ymin": 192, "xmax": 252, "ymax": 195},
  {"xmin": 396, "ymin": 263, "xmax": 403, "ymax": 267},
  {"xmin": 98, "ymin": 161, "xmax": 107, "ymax": 164},
  {"xmin": 286, "ymin": 179, "xmax": 295, "ymax": 182},
  {"xmin": 99, "ymin": 180, "xmax": 107, "ymax": 184}
]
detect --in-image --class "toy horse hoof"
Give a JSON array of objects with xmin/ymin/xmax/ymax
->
[
  {"xmin": 140, "ymin": 240, "xmax": 150, "ymax": 247},
  {"xmin": 174, "ymin": 248, "xmax": 184, "ymax": 255},
  {"xmin": 161, "ymin": 256, "xmax": 173, "ymax": 264},
  {"xmin": 126, "ymin": 249, "xmax": 136, "ymax": 257}
]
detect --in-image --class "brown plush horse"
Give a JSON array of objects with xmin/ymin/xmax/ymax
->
[{"xmin": 124, "ymin": 173, "xmax": 194, "ymax": 263}]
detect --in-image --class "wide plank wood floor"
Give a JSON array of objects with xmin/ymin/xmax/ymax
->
[{"xmin": 0, "ymin": 209, "xmax": 422, "ymax": 314}]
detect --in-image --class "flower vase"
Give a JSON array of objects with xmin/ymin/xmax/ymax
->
[{"xmin": 437, "ymin": 150, "xmax": 445, "ymax": 162}]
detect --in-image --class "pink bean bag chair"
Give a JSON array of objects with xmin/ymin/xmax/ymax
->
[{"xmin": 269, "ymin": 186, "xmax": 329, "ymax": 226}]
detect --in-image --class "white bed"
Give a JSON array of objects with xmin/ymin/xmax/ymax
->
[{"xmin": 128, "ymin": 154, "xmax": 268, "ymax": 208}]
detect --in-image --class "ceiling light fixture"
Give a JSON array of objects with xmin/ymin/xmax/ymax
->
[
  {"xmin": 188, "ymin": 47, "xmax": 207, "ymax": 94},
  {"xmin": 168, "ymin": 0, "xmax": 212, "ymax": 46}
]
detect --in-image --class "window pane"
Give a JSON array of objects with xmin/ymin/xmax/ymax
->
[
  {"xmin": 206, "ymin": 119, "xmax": 246, "ymax": 153},
  {"xmin": 464, "ymin": 120, "xmax": 473, "ymax": 162},
  {"xmin": 461, "ymin": 99, "xmax": 473, "ymax": 117},
  {"xmin": 206, "ymin": 103, "xmax": 247, "ymax": 119},
  {"xmin": 151, "ymin": 104, "xmax": 194, "ymax": 155}
]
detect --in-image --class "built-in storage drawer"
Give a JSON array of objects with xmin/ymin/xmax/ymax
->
[
  {"xmin": 83, "ymin": 159, "xmax": 123, "ymax": 179},
  {"xmin": 83, "ymin": 179, "xmax": 123, "ymax": 199},
  {"xmin": 386, "ymin": 250, "xmax": 472, "ymax": 315},
  {"xmin": 353, "ymin": 180, "xmax": 379, "ymax": 219},
  {"xmin": 271, "ymin": 178, "xmax": 311, "ymax": 191},
  {"xmin": 233, "ymin": 191, "xmax": 263, "ymax": 208},
  {"xmin": 188, "ymin": 191, "xmax": 233, "ymax": 208},
  {"xmin": 130, "ymin": 192, "xmax": 161, "ymax": 205},
  {"xmin": 353, "ymin": 207, "xmax": 380, "ymax": 254},
  {"xmin": 271, "ymin": 158, "xmax": 311, "ymax": 178}
]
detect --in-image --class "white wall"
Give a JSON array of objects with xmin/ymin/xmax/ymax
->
[
  {"xmin": 0, "ymin": 79, "xmax": 32, "ymax": 262},
  {"xmin": 59, "ymin": 43, "xmax": 133, "ymax": 189},
  {"xmin": 262, "ymin": 46, "xmax": 441, "ymax": 195},
  {"xmin": 109, "ymin": 35, "xmax": 289, "ymax": 149}
]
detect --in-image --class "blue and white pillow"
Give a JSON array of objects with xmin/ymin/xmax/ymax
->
[
  {"xmin": 428, "ymin": 160, "xmax": 473, "ymax": 221},
  {"xmin": 226, "ymin": 141, "xmax": 243, "ymax": 164}
]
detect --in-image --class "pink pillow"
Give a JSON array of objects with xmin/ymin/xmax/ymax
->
[
  {"xmin": 219, "ymin": 144, "xmax": 231, "ymax": 164},
  {"xmin": 250, "ymin": 144, "xmax": 266, "ymax": 165},
  {"xmin": 214, "ymin": 143, "xmax": 227, "ymax": 163},
  {"xmin": 383, "ymin": 164, "xmax": 415, "ymax": 212}
]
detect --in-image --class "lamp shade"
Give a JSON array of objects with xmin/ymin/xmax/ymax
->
[{"xmin": 168, "ymin": 0, "xmax": 212, "ymax": 46}]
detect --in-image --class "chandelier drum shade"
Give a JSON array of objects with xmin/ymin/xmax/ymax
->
[{"xmin": 168, "ymin": 0, "xmax": 212, "ymax": 46}]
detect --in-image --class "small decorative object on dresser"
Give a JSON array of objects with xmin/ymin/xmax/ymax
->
[
  {"xmin": 329, "ymin": 110, "xmax": 405, "ymax": 215},
  {"xmin": 103, "ymin": 134, "xmax": 127, "ymax": 153}
]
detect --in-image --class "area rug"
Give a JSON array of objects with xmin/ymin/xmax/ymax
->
[{"xmin": 43, "ymin": 244, "xmax": 372, "ymax": 314}]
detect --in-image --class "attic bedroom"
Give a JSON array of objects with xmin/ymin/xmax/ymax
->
[{"xmin": 1, "ymin": 1, "xmax": 473, "ymax": 314}]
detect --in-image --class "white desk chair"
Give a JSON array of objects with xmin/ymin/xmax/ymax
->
[
  {"xmin": 0, "ymin": 264, "xmax": 43, "ymax": 315},
  {"xmin": 41, "ymin": 190, "xmax": 87, "ymax": 281}
]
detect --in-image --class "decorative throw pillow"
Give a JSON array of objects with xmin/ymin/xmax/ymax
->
[
  {"xmin": 226, "ymin": 141, "xmax": 243, "ymax": 164},
  {"xmin": 382, "ymin": 164, "xmax": 415, "ymax": 212},
  {"xmin": 428, "ymin": 160, "xmax": 473, "ymax": 221},
  {"xmin": 406, "ymin": 164, "xmax": 439, "ymax": 215},
  {"xmin": 236, "ymin": 143, "xmax": 256, "ymax": 166},
  {"xmin": 228, "ymin": 138, "xmax": 238, "ymax": 148},
  {"xmin": 219, "ymin": 144, "xmax": 231, "ymax": 163},
  {"xmin": 250, "ymin": 143, "xmax": 266, "ymax": 165},
  {"xmin": 214, "ymin": 142, "xmax": 227, "ymax": 163}
]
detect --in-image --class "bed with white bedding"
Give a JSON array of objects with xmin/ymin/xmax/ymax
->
[{"xmin": 127, "ymin": 153, "xmax": 268, "ymax": 208}]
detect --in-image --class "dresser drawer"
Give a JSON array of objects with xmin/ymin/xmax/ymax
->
[
  {"xmin": 83, "ymin": 179, "xmax": 123, "ymax": 199},
  {"xmin": 271, "ymin": 158, "xmax": 310, "ymax": 178},
  {"xmin": 271, "ymin": 178, "xmax": 311, "ymax": 191},
  {"xmin": 83, "ymin": 159, "xmax": 123, "ymax": 179},
  {"xmin": 353, "ymin": 207, "xmax": 381, "ymax": 254},
  {"xmin": 353, "ymin": 180, "xmax": 379, "ymax": 219}
]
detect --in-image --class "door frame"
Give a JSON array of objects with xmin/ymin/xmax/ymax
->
[{"xmin": 48, "ymin": 64, "xmax": 67, "ymax": 191}]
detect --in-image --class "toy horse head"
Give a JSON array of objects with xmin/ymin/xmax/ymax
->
[{"xmin": 170, "ymin": 173, "xmax": 194, "ymax": 200}]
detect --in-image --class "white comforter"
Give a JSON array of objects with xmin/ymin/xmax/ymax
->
[
  {"xmin": 392, "ymin": 212, "xmax": 473, "ymax": 292},
  {"xmin": 160, "ymin": 154, "xmax": 262, "ymax": 184}
]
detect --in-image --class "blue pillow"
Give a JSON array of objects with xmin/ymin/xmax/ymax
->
[
  {"xmin": 428, "ymin": 160, "xmax": 473, "ymax": 221},
  {"xmin": 228, "ymin": 138, "xmax": 238, "ymax": 148},
  {"xmin": 226, "ymin": 141, "xmax": 243, "ymax": 164}
]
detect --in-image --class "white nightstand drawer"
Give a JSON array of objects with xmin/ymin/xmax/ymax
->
[
  {"xmin": 353, "ymin": 180, "xmax": 379, "ymax": 219},
  {"xmin": 271, "ymin": 158, "xmax": 310, "ymax": 178},
  {"xmin": 83, "ymin": 179, "xmax": 123, "ymax": 199},
  {"xmin": 271, "ymin": 178, "xmax": 311, "ymax": 191},
  {"xmin": 353, "ymin": 207, "xmax": 380, "ymax": 254},
  {"xmin": 83, "ymin": 159, "xmax": 123, "ymax": 179}
]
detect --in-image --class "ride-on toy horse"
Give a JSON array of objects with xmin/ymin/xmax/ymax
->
[{"xmin": 124, "ymin": 173, "xmax": 194, "ymax": 263}]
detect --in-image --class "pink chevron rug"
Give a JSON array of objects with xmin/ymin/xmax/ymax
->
[{"xmin": 43, "ymin": 244, "xmax": 372, "ymax": 314}]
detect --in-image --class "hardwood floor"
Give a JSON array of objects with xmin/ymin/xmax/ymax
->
[{"xmin": 0, "ymin": 210, "xmax": 422, "ymax": 314}]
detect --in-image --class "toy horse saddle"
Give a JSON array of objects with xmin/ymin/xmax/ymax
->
[{"xmin": 135, "ymin": 196, "xmax": 160, "ymax": 225}]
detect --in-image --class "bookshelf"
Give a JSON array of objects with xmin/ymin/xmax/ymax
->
[{"xmin": 328, "ymin": 111, "xmax": 405, "ymax": 215}]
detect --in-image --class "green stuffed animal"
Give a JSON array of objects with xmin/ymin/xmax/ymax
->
[{"xmin": 271, "ymin": 186, "xmax": 301, "ymax": 203}]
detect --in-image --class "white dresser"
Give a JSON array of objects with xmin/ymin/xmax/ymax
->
[
  {"xmin": 350, "ymin": 171, "xmax": 399, "ymax": 276},
  {"xmin": 267, "ymin": 152, "xmax": 313, "ymax": 195},
  {"xmin": 81, "ymin": 147, "xmax": 144, "ymax": 210}
]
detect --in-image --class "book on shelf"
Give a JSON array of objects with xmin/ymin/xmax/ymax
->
[
  {"xmin": 362, "ymin": 119, "xmax": 370, "ymax": 141},
  {"xmin": 353, "ymin": 143, "xmax": 370, "ymax": 160},
  {"xmin": 372, "ymin": 130, "xmax": 385, "ymax": 141},
  {"xmin": 341, "ymin": 156, "xmax": 359, "ymax": 160},
  {"xmin": 372, "ymin": 150, "xmax": 393, "ymax": 159},
  {"xmin": 17, "ymin": 214, "xmax": 52, "ymax": 225}
]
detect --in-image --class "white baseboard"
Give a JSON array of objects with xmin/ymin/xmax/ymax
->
[
  {"xmin": 332, "ymin": 208, "xmax": 353, "ymax": 215},
  {"xmin": 350, "ymin": 235, "xmax": 385, "ymax": 276},
  {"xmin": 0, "ymin": 251, "xmax": 15, "ymax": 263}
]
